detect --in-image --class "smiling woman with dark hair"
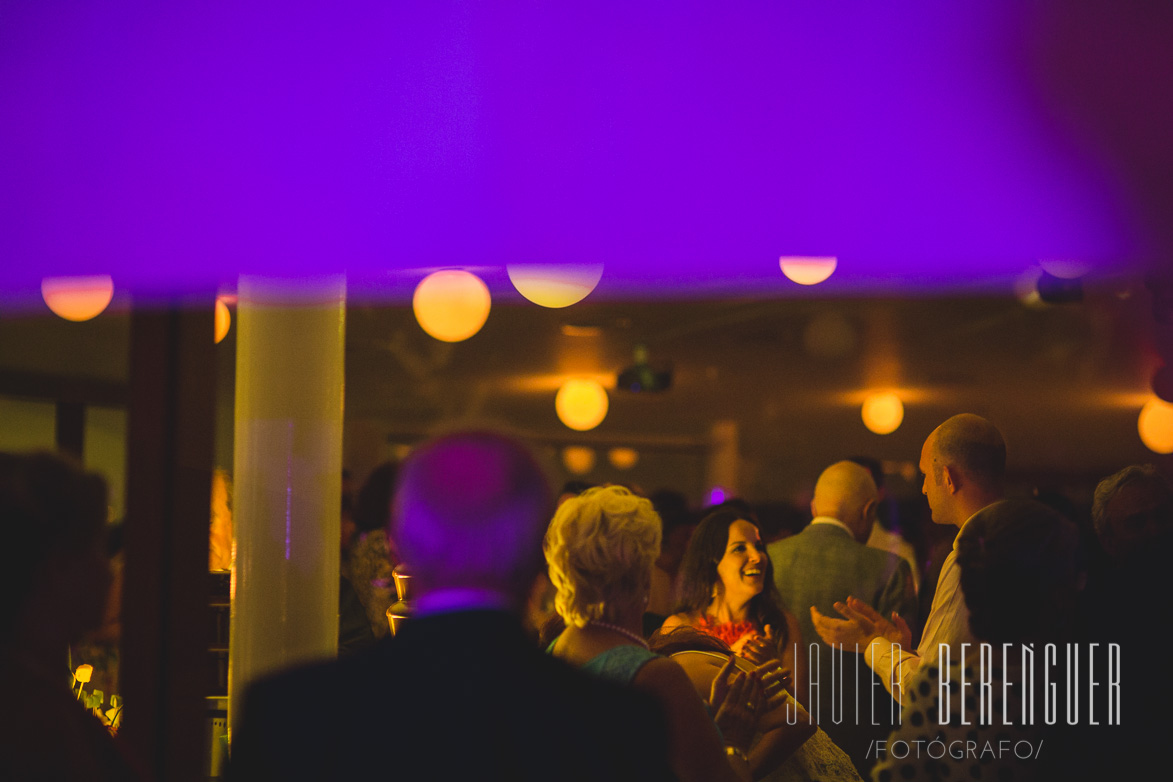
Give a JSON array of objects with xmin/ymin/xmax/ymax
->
[{"xmin": 663, "ymin": 507, "xmax": 808, "ymax": 709}]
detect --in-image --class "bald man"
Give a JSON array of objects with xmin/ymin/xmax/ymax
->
[
  {"xmin": 812, "ymin": 414, "xmax": 1005, "ymax": 708},
  {"xmin": 768, "ymin": 460, "xmax": 916, "ymax": 776}
]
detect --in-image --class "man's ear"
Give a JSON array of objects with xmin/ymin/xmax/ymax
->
[
  {"xmin": 810, "ymin": 499, "xmax": 818, "ymax": 518},
  {"xmin": 856, "ymin": 501, "xmax": 878, "ymax": 541},
  {"xmin": 943, "ymin": 465, "xmax": 960, "ymax": 495}
]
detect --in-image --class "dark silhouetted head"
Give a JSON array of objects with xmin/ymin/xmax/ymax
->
[
  {"xmin": 957, "ymin": 499, "xmax": 1080, "ymax": 644},
  {"xmin": 1092, "ymin": 464, "xmax": 1173, "ymax": 564},
  {"xmin": 0, "ymin": 451, "xmax": 109, "ymax": 643},
  {"xmin": 391, "ymin": 433, "xmax": 551, "ymax": 609}
]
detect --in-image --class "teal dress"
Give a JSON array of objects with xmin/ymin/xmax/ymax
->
[
  {"xmin": 546, "ymin": 638, "xmax": 659, "ymax": 686},
  {"xmin": 548, "ymin": 637, "xmax": 725, "ymax": 744}
]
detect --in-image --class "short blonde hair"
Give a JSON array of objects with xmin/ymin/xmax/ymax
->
[{"xmin": 544, "ymin": 486, "xmax": 662, "ymax": 628}]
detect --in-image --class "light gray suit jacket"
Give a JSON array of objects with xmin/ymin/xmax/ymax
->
[{"xmin": 767, "ymin": 519, "xmax": 917, "ymax": 776}]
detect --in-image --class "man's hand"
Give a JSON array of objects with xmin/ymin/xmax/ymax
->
[{"xmin": 810, "ymin": 595, "xmax": 911, "ymax": 651}]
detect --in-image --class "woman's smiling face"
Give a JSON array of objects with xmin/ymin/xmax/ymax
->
[{"xmin": 715, "ymin": 519, "xmax": 767, "ymax": 601}]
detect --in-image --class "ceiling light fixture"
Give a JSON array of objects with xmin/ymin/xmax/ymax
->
[
  {"xmin": 608, "ymin": 447, "xmax": 639, "ymax": 470},
  {"xmin": 555, "ymin": 379, "xmax": 609, "ymax": 431},
  {"xmin": 214, "ymin": 298, "xmax": 232, "ymax": 343},
  {"xmin": 780, "ymin": 256, "xmax": 837, "ymax": 286},
  {"xmin": 507, "ymin": 263, "xmax": 604, "ymax": 308},
  {"xmin": 412, "ymin": 270, "xmax": 491, "ymax": 342},
  {"xmin": 562, "ymin": 445, "xmax": 596, "ymax": 475},
  {"xmin": 41, "ymin": 275, "xmax": 114, "ymax": 322},
  {"xmin": 1138, "ymin": 398, "xmax": 1173, "ymax": 454},
  {"xmin": 861, "ymin": 392, "xmax": 904, "ymax": 435}
]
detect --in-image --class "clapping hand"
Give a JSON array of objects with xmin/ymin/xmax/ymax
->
[
  {"xmin": 810, "ymin": 595, "xmax": 911, "ymax": 652},
  {"xmin": 710, "ymin": 656, "xmax": 764, "ymax": 754},
  {"xmin": 734, "ymin": 624, "xmax": 780, "ymax": 666},
  {"xmin": 753, "ymin": 659, "xmax": 792, "ymax": 705}
]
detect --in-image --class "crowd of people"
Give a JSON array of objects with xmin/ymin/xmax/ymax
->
[{"xmin": 2, "ymin": 411, "xmax": 1169, "ymax": 780}]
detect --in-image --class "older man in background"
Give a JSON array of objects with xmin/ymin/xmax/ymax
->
[{"xmin": 769, "ymin": 460, "xmax": 916, "ymax": 776}]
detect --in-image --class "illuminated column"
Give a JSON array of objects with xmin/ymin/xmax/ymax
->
[
  {"xmin": 706, "ymin": 420, "xmax": 740, "ymax": 498},
  {"xmin": 228, "ymin": 275, "xmax": 346, "ymax": 734}
]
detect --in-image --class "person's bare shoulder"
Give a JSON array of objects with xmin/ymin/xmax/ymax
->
[{"xmin": 660, "ymin": 611, "xmax": 698, "ymax": 632}]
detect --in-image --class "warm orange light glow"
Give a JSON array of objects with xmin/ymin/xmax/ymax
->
[
  {"xmin": 507, "ymin": 373, "xmax": 615, "ymax": 393},
  {"xmin": 561, "ymin": 324, "xmax": 604, "ymax": 338},
  {"xmin": 562, "ymin": 445, "xmax": 597, "ymax": 475},
  {"xmin": 780, "ymin": 257, "xmax": 837, "ymax": 286},
  {"xmin": 412, "ymin": 270, "xmax": 491, "ymax": 342},
  {"xmin": 41, "ymin": 276, "xmax": 114, "ymax": 321},
  {"xmin": 214, "ymin": 298, "xmax": 232, "ymax": 343},
  {"xmin": 861, "ymin": 392, "xmax": 904, "ymax": 434},
  {"xmin": 1138, "ymin": 398, "xmax": 1173, "ymax": 454},
  {"xmin": 508, "ymin": 263, "xmax": 604, "ymax": 308},
  {"xmin": 608, "ymin": 447, "xmax": 639, "ymax": 470},
  {"xmin": 555, "ymin": 379, "xmax": 609, "ymax": 431},
  {"xmin": 74, "ymin": 664, "xmax": 93, "ymax": 684}
]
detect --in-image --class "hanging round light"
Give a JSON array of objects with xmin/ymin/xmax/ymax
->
[
  {"xmin": 780, "ymin": 256, "xmax": 837, "ymax": 286},
  {"xmin": 41, "ymin": 275, "xmax": 114, "ymax": 321},
  {"xmin": 1138, "ymin": 398, "xmax": 1173, "ymax": 454},
  {"xmin": 861, "ymin": 392, "xmax": 904, "ymax": 435},
  {"xmin": 507, "ymin": 263, "xmax": 604, "ymax": 308},
  {"xmin": 562, "ymin": 446, "xmax": 596, "ymax": 475},
  {"xmin": 214, "ymin": 298, "xmax": 232, "ymax": 344},
  {"xmin": 1038, "ymin": 259, "xmax": 1092, "ymax": 280},
  {"xmin": 555, "ymin": 379, "xmax": 609, "ymax": 431},
  {"xmin": 608, "ymin": 447, "xmax": 639, "ymax": 470},
  {"xmin": 412, "ymin": 270, "xmax": 491, "ymax": 342}
]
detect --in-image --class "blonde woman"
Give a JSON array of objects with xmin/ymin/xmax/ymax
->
[{"xmin": 546, "ymin": 486, "xmax": 795, "ymax": 782}]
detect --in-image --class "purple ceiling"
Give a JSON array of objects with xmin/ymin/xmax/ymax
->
[{"xmin": 0, "ymin": 2, "xmax": 1164, "ymax": 302}]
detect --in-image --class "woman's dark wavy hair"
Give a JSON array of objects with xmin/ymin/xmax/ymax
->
[{"xmin": 674, "ymin": 507, "xmax": 788, "ymax": 644}]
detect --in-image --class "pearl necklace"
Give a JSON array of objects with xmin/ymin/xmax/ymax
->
[{"xmin": 587, "ymin": 620, "xmax": 650, "ymax": 650}]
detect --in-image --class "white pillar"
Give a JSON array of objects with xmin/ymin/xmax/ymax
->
[{"xmin": 228, "ymin": 275, "xmax": 346, "ymax": 735}]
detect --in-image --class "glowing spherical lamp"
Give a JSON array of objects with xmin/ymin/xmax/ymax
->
[
  {"xmin": 41, "ymin": 276, "xmax": 114, "ymax": 321},
  {"xmin": 780, "ymin": 257, "xmax": 837, "ymax": 286},
  {"xmin": 862, "ymin": 392, "xmax": 904, "ymax": 435},
  {"xmin": 1138, "ymin": 398, "xmax": 1173, "ymax": 454},
  {"xmin": 1038, "ymin": 259, "xmax": 1092, "ymax": 280},
  {"xmin": 555, "ymin": 379, "xmax": 609, "ymax": 431},
  {"xmin": 608, "ymin": 447, "xmax": 639, "ymax": 470},
  {"xmin": 562, "ymin": 446, "xmax": 596, "ymax": 475},
  {"xmin": 412, "ymin": 270, "xmax": 491, "ymax": 342},
  {"xmin": 507, "ymin": 263, "xmax": 604, "ymax": 308},
  {"xmin": 214, "ymin": 298, "xmax": 232, "ymax": 344}
]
